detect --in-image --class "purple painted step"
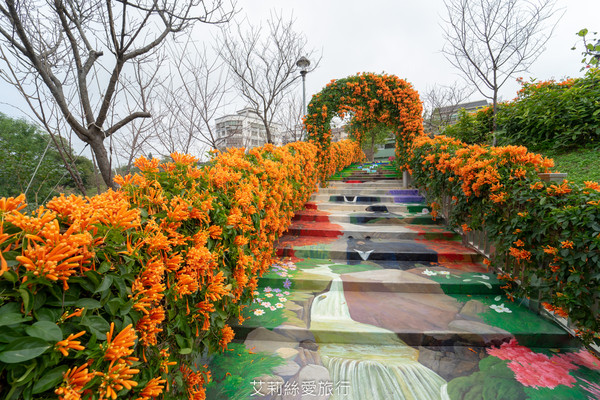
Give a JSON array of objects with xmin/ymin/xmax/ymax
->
[
  {"xmin": 389, "ymin": 189, "xmax": 420, "ymax": 196},
  {"xmin": 393, "ymin": 195, "xmax": 425, "ymax": 203}
]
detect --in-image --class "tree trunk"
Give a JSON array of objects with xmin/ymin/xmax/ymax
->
[
  {"xmin": 370, "ymin": 134, "xmax": 376, "ymax": 162},
  {"xmin": 263, "ymin": 115, "xmax": 273, "ymax": 144},
  {"xmin": 89, "ymin": 135, "xmax": 117, "ymax": 190},
  {"xmin": 492, "ymin": 88, "xmax": 498, "ymax": 146}
]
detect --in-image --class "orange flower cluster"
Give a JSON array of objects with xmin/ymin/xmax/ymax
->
[
  {"xmin": 180, "ymin": 364, "xmax": 211, "ymax": 400},
  {"xmin": 542, "ymin": 302, "xmax": 569, "ymax": 318},
  {"xmin": 55, "ymin": 331, "xmax": 86, "ymax": 357},
  {"xmin": 1, "ymin": 139, "xmax": 362, "ymax": 398},
  {"xmin": 55, "ymin": 362, "xmax": 95, "ymax": 399},
  {"xmin": 409, "ymin": 126, "xmax": 600, "ymax": 345}
]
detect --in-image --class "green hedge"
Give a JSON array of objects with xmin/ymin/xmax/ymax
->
[{"xmin": 409, "ymin": 134, "xmax": 600, "ymax": 346}]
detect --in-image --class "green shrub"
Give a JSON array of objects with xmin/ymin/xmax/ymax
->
[
  {"xmin": 501, "ymin": 70, "xmax": 600, "ymax": 150},
  {"xmin": 443, "ymin": 107, "xmax": 495, "ymax": 145}
]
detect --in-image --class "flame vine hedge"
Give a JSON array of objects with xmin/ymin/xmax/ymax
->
[
  {"xmin": 303, "ymin": 72, "xmax": 423, "ymax": 181},
  {"xmin": 0, "ymin": 140, "xmax": 363, "ymax": 400},
  {"xmin": 409, "ymin": 134, "xmax": 600, "ymax": 345}
]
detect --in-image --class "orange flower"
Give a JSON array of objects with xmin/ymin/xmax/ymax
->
[
  {"xmin": 219, "ymin": 325, "xmax": 235, "ymax": 351},
  {"xmin": 509, "ymin": 247, "xmax": 531, "ymax": 261},
  {"xmin": 542, "ymin": 302, "xmax": 568, "ymax": 318},
  {"xmin": 97, "ymin": 361, "xmax": 140, "ymax": 400},
  {"xmin": 0, "ymin": 194, "xmax": 26, "ymax": 213},
  {"xmin": 135, "ymin": 377, "xmax": 166, "ymax": 400},
  {"xmin": 55, "ymin": 362, "xmax": 95, "ymax": 400},
  {"xmin": 206, "ymin": 271, "xmax": 229, "ymax": 302},
  {"xmin": 16, "ymin": 242, "xmax": 84, "ymax": 289},
  {"xmin": 584, "ymin": 181, "xmax": 600, "ymax": 191},
  {"xmin": 546, "ymin": 182, "xmax": 572, "ymax": 196},
  {"xmin": 560, "ymin": 240, "xmax": 574, "ymax": 249},
  {"xmin": 530, "ymin": 182, "xmax": 544, "ymax": 190},
  {"xmin": 136, "ymin": 307, "xmax": 165, "ymax": 347},
  {"xmin": 180, "ymin": 364, "xmax": 211, "ymax": 400},
  {"xmin": 159, "ymin": 349, "xmax": 177, "ymax": 374},
  {"xmin": 513, "ymin": 239, "xmax": 525, "ymax": 247},
  {"xmin": 171, "ymin": 152, "xmax": 199, "ymax": 165},
  {"xmin": 55, "ymin": 331, "xmax": 86, "ymax": 357},
  {"xmin": 103, "ymin": 323, "xmax": 137, "ymax": 361},
  {"xmin": 543, "ymin": 246, "xmax": 558, "ymax": 255},
  {"xmin": 208, "ymin": 225, "xmax": 222, "ymax": 239}
]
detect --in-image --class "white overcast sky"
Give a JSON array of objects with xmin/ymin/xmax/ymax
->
[
  {"xmin": 234, "ymin": 0, "xmax": 599, "ymax": 105},
  {"xmin": 0, "ymin": 0, "xmax": 598, "ymax": 161}
]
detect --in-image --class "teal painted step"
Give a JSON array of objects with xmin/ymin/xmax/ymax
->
[
  {"xmin": 325, "ymin": 180, "xmax": 404, "ymax": 188},
  {"xmin": 256, "ymin": 259, "xmax": 498, "ymax": 294},
  {"xmin": 235, "ymin": 292, "xmax": 575, "ymax": 348}
]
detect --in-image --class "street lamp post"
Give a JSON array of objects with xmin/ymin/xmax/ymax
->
[{"xmin": 296, "ymin": 56, "xmax": 310, "ymax": 140}]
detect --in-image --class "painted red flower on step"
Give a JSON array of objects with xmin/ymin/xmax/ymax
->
[{"xmin": 487, "ymin": 339, "xmax": 600, "ymax": 389}]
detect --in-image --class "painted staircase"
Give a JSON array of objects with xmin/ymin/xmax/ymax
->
[{"xmin": 231, "ymin": 162, "xmax": 599, "ymax": 400}]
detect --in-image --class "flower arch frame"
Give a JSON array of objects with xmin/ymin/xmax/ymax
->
[{"xmin": 303, "ymin": 72, "xmax": 424, "ymax": 179}]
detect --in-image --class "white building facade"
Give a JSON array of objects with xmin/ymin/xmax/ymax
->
[{"xmin": 215, "ymin": 108, "xmax": 283, "ymax": 150}]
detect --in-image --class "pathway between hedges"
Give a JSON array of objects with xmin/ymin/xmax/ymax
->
[{"xmin": 232, "ymin": 162, "xmax": 600, "ymax": 400}]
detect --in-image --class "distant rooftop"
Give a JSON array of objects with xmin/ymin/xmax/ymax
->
[{"xmin": 438, "ymin": 100, "xmax": 488, "ymax": 114}]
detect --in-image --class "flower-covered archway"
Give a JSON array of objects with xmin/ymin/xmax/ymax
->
[{"xmin": 303, "ymin": 73, "xmax": 424, "ymax": 179}]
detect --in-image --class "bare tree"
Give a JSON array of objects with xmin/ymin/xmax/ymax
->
[
  {"xmin": 442, "ymin": 0, "xmax": 561, "ymax": 145},
  {"xmin": 112, "ymin": 57, "xmax": 162, "ymax": 174},
  {"xmin": 422, "ymin": 82, "xmax": 474, "ymax": 135},
  {"xmin": 0, "ymin": 0, "xmax": 235, "ymax": 189},
  {"xmin": 0, "ymin": 45, "xmax": 88, "ymax": 194},
  {"xmin": 277, "ymin": 93, "xmax": 304, "ymax": 144},
  {"xmin": 162, "ymin": 38, "xmax": 231, "ymax": 152},
  {"xmin": 217, "ymin": 11, "xmax": 319, "ymax": 144}
]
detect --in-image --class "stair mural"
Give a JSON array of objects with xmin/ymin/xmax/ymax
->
[{"xmin": 207, "ymin": 162, "xmax": 600, "ymax": 400}]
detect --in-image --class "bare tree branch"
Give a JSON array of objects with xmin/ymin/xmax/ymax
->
[
  {"xmin": 441, "ymin": 0, "xmax": 562, "ymax": 144},
  {"xmin": 217, "ymin": 11, "xmax": 319, "ymax": 144},
  {"xmin": 422, "ymin": 82, "xmax": 475, "ymax": 135},
  {"xmin": 0, "ymin": 0, "xmax": 235, "ymax": 189}
]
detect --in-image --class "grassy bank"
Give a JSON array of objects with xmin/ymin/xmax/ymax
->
[{"xmin": 540, "ymin": 145, "xmax": 600, "ymax": 185}]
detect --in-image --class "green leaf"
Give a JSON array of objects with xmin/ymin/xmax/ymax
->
[
  {"xmin": 105, "ymin": 298, "xmax": 122, "ymax": 316},
  {"xmin": 97, "ymin": 261, "xmax": 112, "ymax": 274},
  {"xmin": 32, "ymin": 365, "xmax": 69, "ymax": 394},
  {"xmin": 18, "ymin": 288, "xmax": 33, "ymax": 314},
  {"xmin": 0, "ymin": 327, "xmax": 23, "ymax": 343},
  {"xmin": 578, "ymin": 28, "xmax": 589, "ymax": 37},
  {"xmin": 75, "ymin": 298, "xmax": 102, "ymax": 310},
  {"xmin": 34, "ymin": 308, "xmax": 59, "ymax": 323},
  {"xmin": 95, "ymin": 275, "xmax": 113, "ymax": 294},
  {"xmin": 0, "ymin": 337, "xmax": 50, "ymax": 363},
  {"xmin": 0, "ymin": 313, "xmax": 32, "ymax": 327},
  {"xmin": 81, "ymin": 316, "xmax": 110, "ymax": 340},
  {"xmin": 2, "ymin": 270, "xmax": 18, "ymax": 283},
  {"xmin": 25, "ymin": 321, "xmax": 62, "ymax": 342}
]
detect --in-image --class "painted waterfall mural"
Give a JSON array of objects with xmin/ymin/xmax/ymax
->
[
  {"xmin": 205, "ymin": 162, "xmax": 600, "ymax": 400},
  {"xmin": 309, "ymin": 264, "xmax": 446, "ymax": 400}
]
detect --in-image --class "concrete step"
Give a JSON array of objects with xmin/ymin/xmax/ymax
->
[
  {"xmin": 324, "ymin": 180, "xmax": 404, "ymax": 188},
  {"xmin": 285, "ymin": 221, "xmax": 459, "ymax": 241},
  {"xmin": 276, "ymin": 236, "xmax": 484, "ymax": 263},
  {"xmin": 293, "ymin": 209, "xmax": 443, "ymax": 225},
  {"xmin": 306, "ymin": 201, "xmax": 429, "ymax": 214},
  {"xmin": 315, "ymin": 188, "xmax": 418, "ymax": 196},
  {"xmin": 236, "ymin": 291, "xmax": 575, "ymax": 348},
  {"xmin": 309, "ymin": 194, "xmax": 426, "ymax": 203},
  {"xmin": 256, "ymin": 259, "xmax": 497, "ymax": 294}
]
